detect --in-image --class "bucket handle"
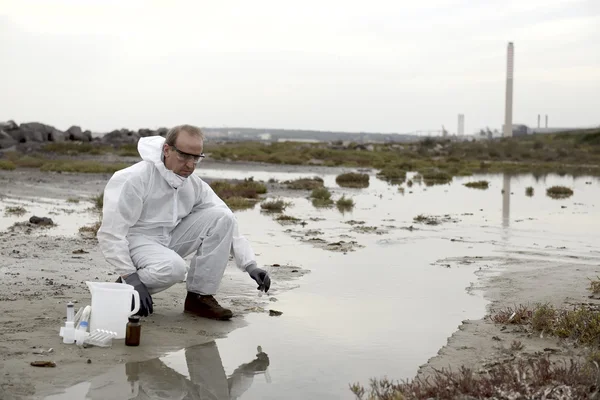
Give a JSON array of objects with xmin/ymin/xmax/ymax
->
[{"xmin": 129, "ymin": 290, "xmax": 140, "ymax": 317}]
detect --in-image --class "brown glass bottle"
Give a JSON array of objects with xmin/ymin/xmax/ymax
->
[{"xmin": 125, "ymin": 316, "xmax": 141, "ymax": 346}]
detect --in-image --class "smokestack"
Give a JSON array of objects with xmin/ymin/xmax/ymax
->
[
  {"xmin": 457, "ymin": 114, "xmax": 465, "ymax": 136},
  {"xmin": 545, "ymin": 115, "xmax": 548, "ymax": 128},
  {"xmin": 503, "ymin": 42, "xmax": 514, "ymax": 138},
  {"xmin": 537, "ymin": 114, "xmax": 540, "ymax": 128}
]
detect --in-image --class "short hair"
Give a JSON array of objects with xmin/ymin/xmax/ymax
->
[{"xmin": 164, "ymin": 125, "xmax": 205, "ymax": 146}]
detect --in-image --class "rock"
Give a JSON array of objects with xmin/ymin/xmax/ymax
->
[
  {"xmin": 102, "ymin": 129, "xmax": 140, "ymax": 144},
  {"xmin": 156, "ymin": 128, "xmax": 168, "ymax": 137},
  {"xmin": 29, "ymin": 216, "xmax": 54, "ymax": 226},
  {"xmin": 269, "ymin": 310, "xmax": 283, "ymax": 316},
  {"xmin": 30, "ymin": 361, "xmax": 56, "ymax": 367},
  {"xmin": 7, "ymin": 122, "xmax": 66, "ymax": 143},
  {"xmin": 66, "ymin": 126, "xmax": 90, "ymax": 142},
  {"xmin": 0, "ymin": 120, "xmax": 19, "ymax": 131},
  {"xmin": 0, "ymin": 130, "xmax": 17, "ymax": 149}
]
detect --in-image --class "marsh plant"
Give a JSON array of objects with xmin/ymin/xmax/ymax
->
[
  {"xmin": 525, "ymin": 186, "xmax": 534, "ymax": 196},
  {"xmin": 260, "ymin": 199, "xmax": 291, "ymax": 213},
  {"xmin": 285, "ymin": 177, "xmax": 324, "ymax": 190},
  {"xmin": 311, "ymin": 187, "xmax": 334, "ymax": 208},
  {"xmin": 546, "ymin": 185, "xmax": 574, "ymax": 199},
  {"xmin": 336, "ymin": 195, "xmax": 355, "ymax": 213},
  {"xmin": 4, "ymin": 206, "xmax": 27, "ymax": 216},
  {"xmin": 210, "ymin": 178, "xmax": 267, "ymax": 210},
  {"xmin": 463, "ymin": 180, "xmax": 489, "ymax": 189},
  {"xmin": 335, "ymin": 172, "xmax": 369, "ymax": 188}
]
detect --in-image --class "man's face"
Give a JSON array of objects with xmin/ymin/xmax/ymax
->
[{"xmin": 163, "ymin": 131, "xmax": 204, "ymax": 178}]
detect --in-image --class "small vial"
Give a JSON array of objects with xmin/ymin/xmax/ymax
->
[
  {"xmin": 66, "ymin": 302, "xmax": 75, "ymax": 323},
  {"xmin": 125, "ymin": 316, "xmax": 141, "ymax": 347}
]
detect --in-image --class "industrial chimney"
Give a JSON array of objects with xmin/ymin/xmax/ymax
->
[
  {"xmin": 503, "ymin": 42, "xmax": 514, "ymax": 138},
  {"xmin": 537, "ymin": 114, "xmax": 540, "ymax": 128},
  {"xmin": 545, "ymin": 115, "xmax": 548, "ymax": 128}
]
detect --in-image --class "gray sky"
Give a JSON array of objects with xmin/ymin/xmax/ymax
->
[{"xmin": 1, "ymin": 0, "xmax": 599, "ymax": 135}]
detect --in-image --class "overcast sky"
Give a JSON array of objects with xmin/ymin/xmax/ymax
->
[{"xmin": 1, "ymin": 0, "xmax": 598, "ymax": 135}]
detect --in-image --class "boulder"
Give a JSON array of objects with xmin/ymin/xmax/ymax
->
[
  {"xmin": 0, "ymin": 120, "xmax": 19, "ymax": 131},
  {"xmin": 101, "ymin": 129, "xmax": 140, "ymax": 144},
  {"xmin": 8, "ymin": 122, "xmax": 65, "ymax": 143},
  {"xmin": 138, "ymin": 128, "xmax": 156, "ymax": 137},
  {"xmin": 83, "ymin": 130, "xmax": 93, "ymax": 142},
  {"xmin": 66, "ymin": 125, "xmax": 90, "ymax": 142},
  {"xmin": 0, "ymin": 130, "xmax": 18, "ymax": 149},
  {"xmin": 156, "ymin": 128, "xmax": 168, "ymax": 137}
]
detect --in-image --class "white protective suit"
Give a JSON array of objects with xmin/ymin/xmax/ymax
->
[{"xmin": 97, "ymin": 136, "xmax": 256, "ymax": 295}]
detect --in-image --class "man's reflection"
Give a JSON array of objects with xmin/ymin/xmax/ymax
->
[{"xmin": 86, "ymin": 341, "xmax": 269, "ymax": 400}]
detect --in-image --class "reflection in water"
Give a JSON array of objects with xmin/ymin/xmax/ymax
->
[
  {"xmin": 502, "ymin": 174, "xmax": 511, "ymax": 228},
  {"xmin": 82, "ymin": 342, "xmax": 269, "ymax": 400}
]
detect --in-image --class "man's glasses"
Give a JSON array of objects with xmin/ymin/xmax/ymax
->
[{"xmin": 170, "ymin": 145, "xmax": 205, "ymax": 164}]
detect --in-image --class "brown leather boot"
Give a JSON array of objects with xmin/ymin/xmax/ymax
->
[{"xmin": 184, "ymin": 292, "xmax": 233, "ymax": 321}]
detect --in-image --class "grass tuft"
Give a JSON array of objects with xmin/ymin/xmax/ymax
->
[
  {"xmin": 336, "ymin": 172, "xmax": 369, "ymax": 188},
  {"xmin": 464, "ymin": 180, "xmax": 489, "ymax": 189},
  {"xmin": 260, "ymin": 199, "xmax": 291, "ymax": 213},
  {"xmin": 66, "ymin": 198, "xmax": 80, "ymax": 203},
  {"xmin": 546, "ymin": 186, "xmax": 574, "ymax": 199},
  {"xmin": 224, "ymin": 196, "xmax": 257, "ymax": 211},
  {"xmin": 40, "ymin": 160, "xmax": 130, "ymax": 174},
  {"xmin": 525, "ymin": 186, "xmax": 534, "ymax": 196},
  {"xmin": 589, "ymin": 277, "xmax": 600, "ymax": 294},
  {"xmin": 0, "ymin": 160, "xmax": 16, "ymax": 170},
  {"xmin": 376, "ymin": 166, "xmax": 407, "ymax": 184},
  {"xmin": 4, "ymin": 206, "xmax": 26, "ymax": 216},
  {"xmin": 285, "ymin": 177, "xmax": 324, "ymax": 190},
  {"xmin": 490, "ymin": 304, "xmax": 533, "ymax": 324}
]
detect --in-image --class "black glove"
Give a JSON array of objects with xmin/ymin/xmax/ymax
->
[
  {"xmin": 123, "ymin": 272, "xmax": 153, "ymax": 317},
  {"xmin": 247, "ymin": 265, "xmax": 271, "ymax": 293}
]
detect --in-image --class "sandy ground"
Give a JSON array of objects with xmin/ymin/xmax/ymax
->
[
  {"xmin": 417, "ymin": 252, "xmax": 600, "ymax": 380},
  {"xmin": 0, "ymin": 165, "xmax": 308, "ymax": 400}
]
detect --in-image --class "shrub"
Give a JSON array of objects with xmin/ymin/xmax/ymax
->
[
  {"xmin": 311, "ymin": 187, "xmax": 332, "ymax": 200},
  {"xmin": 285, "ymin": 177, "xmax": 324, "ymax": 190},
  {"xmin": 464, "ymin": 180, "xmax": 489, "ymax": 189},
  {"xmin": 335, "ymin": 172, "xmax": 369, "ymax": 188},
  {"xmin": 0, "ymin": 160, "xmax": 16, "ymax": 170},
  {"xmin": 546, "ymin": 186, "xmax": 573, "ymax": 199},
  {"xmin": 260, "ymin": 199, "xmax": 290, "ymax": 213},
  {"xmin": 525, "ymin": 186, "xmax": 534, "ymax": 196}
]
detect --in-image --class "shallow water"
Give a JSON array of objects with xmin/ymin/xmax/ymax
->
[
  {"xmin": 0, "ymin": 195, "xmax": 99, "ymax": 236},
  {"xmin": 43, "ymin": 169, "xmax": 600, "ymax": 399}
]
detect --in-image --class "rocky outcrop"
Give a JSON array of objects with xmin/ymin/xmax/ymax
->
[{"xmin": 0, "ymin": 120, "xmax": 170, "ymax": 149}]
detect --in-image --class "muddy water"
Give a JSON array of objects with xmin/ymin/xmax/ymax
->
[{"xmin": 43, "ymin": 169, "xmax": 600, "ymax": 399}]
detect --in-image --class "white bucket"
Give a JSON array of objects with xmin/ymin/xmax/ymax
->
[{"xmin": 86, "ymin": 281, "xmax": 140, "ymax": 339}]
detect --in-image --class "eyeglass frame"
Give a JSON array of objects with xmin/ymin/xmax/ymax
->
[{"xmin": 169, "ymin": 144, "xmax": 206, "ymax": 163}]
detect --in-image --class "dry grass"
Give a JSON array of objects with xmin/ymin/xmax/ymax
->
[
  {"xmin": 40, "ymin": 160, "xmax": 130, "ymax": 174},
  {"xmin": 492, "ymin": 303, "xmax": 600, "ymax": 346},
  {"xmin": 210, "ymin": 178, "xmax": 267, "ymax": 200},
  {"xmin": 285, "ymin": 177, "xmax": 324, "ymax": 190},
  {"xmin": 588, "ymin": 277, "xmax": 600, "ymax": 294},
  {"xmin": 546, "ymin": 186, "xmax": 574, "ymax": 199},
  {"xmin": 376, "ymin": 166, "xmax": 407, "ymax": 184},
  {"xmin": 4, "ymin": 206, "xmax": 27, "ymax": 216},
  {"xmin": 79, "ymin": 221, "xmax": 101, "ymax": 236},
  {"xmin": 0, "ymin": 160, "xmax": 16, "ymax": 170},
  {"xmin": 464, "ymin": 180, "xmax": 489, "ymax": 189},
  {"xmin": 276, "ymin": 215, "xmax": 300, "ymax": 222},
  {"xmin": 419, "ymin": 169, "xmax": 453, "ymax": 186},
  {"xmin": 66, "ymin": 198, "xmax": 80, "ymax": 203},
  {"xmin": 224, "ymin": 196, "xmax": 257, "ymax": 211},
  {"xmin": 260, "ymin": 199, "xmax": 290, "ymax": 213},
  {"xmin": 336, "ymin": 172, "xmax": 370, "ymax": 188},
  {"xmin": 491, "ymin": 304, "xmax": 533, "ymax": 325},
  {"xmin": 350, "ymin": 357, "xmax": 600, "ymax": 399}
]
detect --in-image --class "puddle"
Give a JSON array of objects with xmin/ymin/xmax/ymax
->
[
  {"xmin": 35, "ymin": 170, "xmax": 600, "ymax": 399},
  {"xmin": 0, "ymin": 196, "xmax": 99, "ymax": 236}
]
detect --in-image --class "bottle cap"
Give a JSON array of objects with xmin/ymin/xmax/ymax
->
[
  {"xmin": 128, "ymin": 316, "xmax": 140, "ymax": 323},
  {"xmin": 79, "ymin": 321, "xmax": 88, "ymax": 328}
]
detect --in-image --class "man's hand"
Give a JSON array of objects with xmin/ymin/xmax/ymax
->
[
  {"xmin": 247, "ymin": 265, "xmax": 271, "ymax": 293},
  {"xmin": 123, "ymin": 272, "xmax": 153, "ymax": 317}
]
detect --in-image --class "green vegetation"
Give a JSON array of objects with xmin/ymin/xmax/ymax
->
[
  {"xmin": 4, "ymin": 206, "xmax": 26, "ymax": 216},
  {"xmin": 66, "ymin": 198, "xmax": 80, "ymax": 203},
  {"xmin": 419, "ymin": 169, "xmax": 452, "ymax": 186},
  {"xmin": 79, "ymin": 221, "xmax": 102, "ymax": 236},
  {"xmin": 336, "ymin": 195, "xmax": 355, "ymax": 212},
  {"xmin": 210, "ymin": 178, "xmax": 267, "ymax": 211},
  {"xmin": 285, "ymin": 177, "xmax": 324, "ymax": 190},
  {"xmin": 525, "ymin": 186, "xmax": 534, "ymax": 196},
  {"xmin": 546, "ymin": 185, "xmax": 574, "ymax": 199},
  {"xmin": 588, "ymin": 277, "xmax": 600, "ymax": 294},
  {"xmin": 40, "ymin": 160, "xmax": 130, "ymax": 173},
  {"xmin": 202, "ymin": 128, "xmax": 600, "ymax": 179},
  {"xmin": 463, "ymin": 180, "xmax": 489, "ymax": 189},
  {"xmin": 92, "ymin": 192, "xmax": 103, "ymax": 210},
  {"xmin": 275, "ymin": 215, "xmax": 300, "ymax": 223},
  {"xmin": 376, "ymin": 166, "xmax": 407, "ymax": 184},
  {"xmin": 0, "ymin": 160, "xmax": 16, "ymax": 170},
  {"xmin": 335, "ymin": 172, "xmax": 369, "ymax": 188},
  {"xmin": 350, "ymin": 357, "xmax": 599, "ymax": 399},
  {"xmin": 42, "ymin": 142, "xmax": 111, "ymax": 155},
  {"xmin": 311, "ymin": 187, "xmax": 334, "ymax": 208},
  {"xmin": 260, "ymin": 199, "xmax": 290, "ymax": 213}
]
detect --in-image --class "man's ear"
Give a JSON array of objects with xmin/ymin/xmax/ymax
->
[{"xmin": 162, "ymin": 143, "xmax": 170, "ymax": 157}]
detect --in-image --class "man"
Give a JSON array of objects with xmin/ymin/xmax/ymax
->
[{"xmin": 97, "ymin": 124, "xmax": 271, "ymax": 320}]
